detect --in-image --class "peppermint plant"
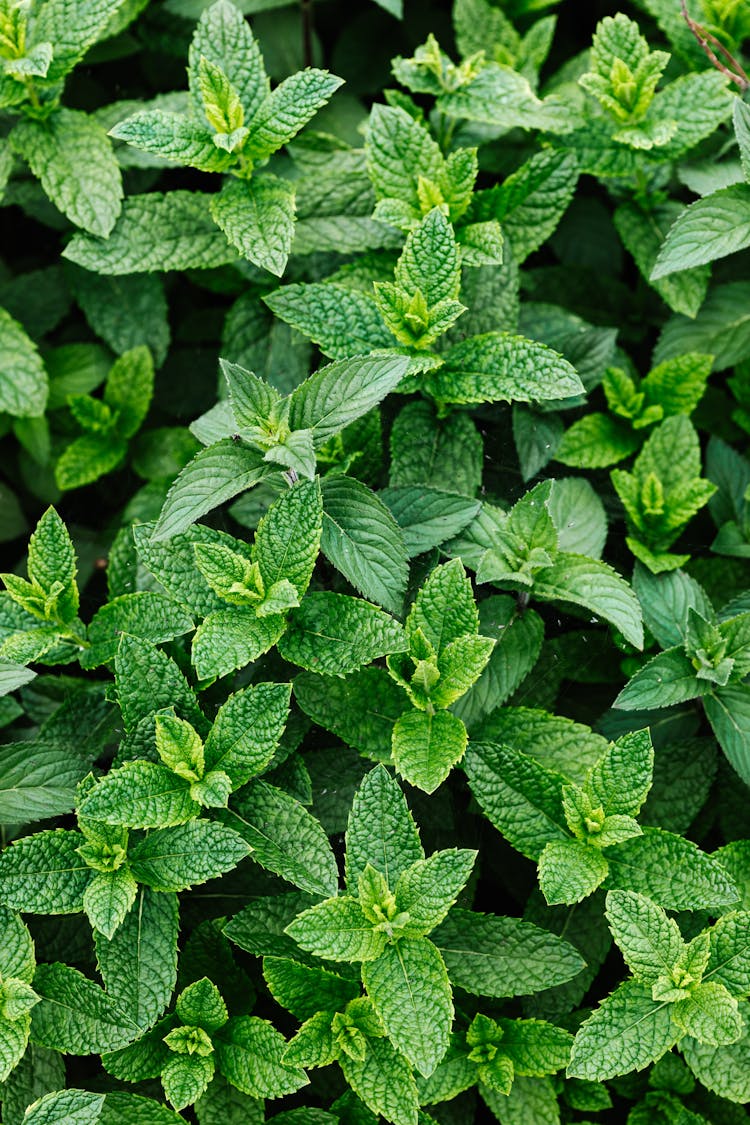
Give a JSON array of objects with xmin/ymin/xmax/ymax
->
[
  {"xmin": 568, "ymin": 890, "xmax": 750, "ymax": 1081},
  {"xmin": 466, "ymin": 728, "xmax": 738, "ymax": 908}
]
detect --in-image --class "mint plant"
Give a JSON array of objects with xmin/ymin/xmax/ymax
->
[{"xmin": 3, "ymin": 0, "xmax": 750, "ymax": 1121}]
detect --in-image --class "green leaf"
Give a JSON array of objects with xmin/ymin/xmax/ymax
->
[
  {"xmin": 605, "ymin": 889, "xmax": 684, "ymax": 982},
  {"xmin": 556, "ymin": 414, "xmax": 640, "ymax": 470},
  {"xmin": 320, "ymin": 475, "xmax": 409, "ymax": 616},
  {"xmin": 532, "ymin": 553, "xmax": 644, "ymax": 649},
  {"xmin": 586, "ymin": 729, "xmax": 653, "ymax": 817},
  {"xmin": 214, "ymin": 1015, "xmax": 307, "ymax": 1098},
  {"xmin": 217, "ymin": 780, "xmax": 339, "ymax": 897},
  {"xmin": 64, "ymin": 192, "xmax": 238, "ymax": 274},
  {"xmin": 31, "ymin": 963, "xmax": 139, "ymax": 1054},
  {"xmin": 82, "ymin": 592, "xmax": 194, "ymax": 670},
  {"xmin": 366, "ymin": 104, "xmax": 444, "ymax": 215},
  {"xmin": 163, "ymin": 1053, "xmax": 214, "ymax": 1111},
  {"xmin": 210, "ymin": 174, "xmax": 296, "ymax": 276},
  {"xmin": 407, "ymin": 558, "xmax": 478, "ymax": 654},
  {"xmin": 295, "ymin": 667, "xmax": 410, "ymax": 762},
  {"xmin": 32, "ymin": 0, "xmax": 124, "ymax": 80},
  {"xmin": 389, "ymin": 400, "xmax": 483, "ymax": 496},
  {"xmin": 109, "ymin": 110, "xmax": 234, "ymax": 172},
  {"xmin": 115, "ymin": 634, "xmax": 202, "ymax": 734},
  {"xmin": 538, "ymin": 839, "xmax": 609, "ymax": 905},
  {"xmin": 95, "ymin": 887, "xmax": 178, "ymax": 1032},
  {"xmin": 22, "ymin": 1090, "xmax": 105, "ymax": 1125},
  {"xmin": 263, "ymin": 957, "xmax": 359, "ymax": 1021},
  {"xmin": 434, "ymin": 909, "xmax": 584, "ymax": 999},
  {"xmin": 127, "ymin": 821, "xmax": 250, "ymax": 892},
  {"xmin": 672, "ymin": 981, "xmax": 744, "ymax": 1046},
  {"xmin": 391, "ymin": 708, "xmax": 468, "ymax": 794},
  {"xmin": 614, "ymin": 200, "xmax": 710, "ymax": 318},
  {"xmin": 395, "ymin": 849, "xmax": 476, "ymax": 936},
  {"xmin": 0, "ymin": 906, "xmax": 34, "ymax": 983},
  {"xmin": 279, "ymin": 592, "xmax": 406, "ymax": 676},
  {"xmin": 680, "ymin": 1004, "xmax": 750, "ymax": 1101},
  {"xmin": 11, "ymin": 110, "xmax": 122, "ymax": 237},
  {"xmin": 243, "ymin": 69, "xmax": 343, "ymax": 163},
  {"xmin": 0, "ymin": 740, "xmax": 96, "ymax": 824},
  {"xmin": 286, "ymin": 896, "xmax": 386, "ymax": 963},
  {"xmin": 380, "ymin": 488, "xmax": 481, "ymax": 558},
  {"xmin": 651, "ymin": 184, "xmax": 750, "ymax": 278},
  {"xmin": 0, "ymin": 829, "xmax": 91, "ymax": 914},
  {"xmin": 290, "ymin": 355, "xmax": 409, "ymax": 447},
  {"xmin": 191, "ymin": 607, "xmax": 285, "ymax": 681},
  {"xmin": 423, "ymin": 333, "xmax": 584, "ymax": 405},
  {"xmin": 362, "ymin": 937, "xmax": 452, "ymax": 1077},
  {"xmin": 188, "ymin": 0, "xmax": 268, "ymax": 126},
  {"xmin": 340, "ymin": 1036, "xmax": 419, "ymax": 1125},
  {"xmin": 654, "ymin": 282, "xmax": 750, "ymax": 372},
  {"xmin": 204, "ymin": 681, "xmax": 291, "ymax": 789},
  {"xmin": 153, "ymin": 439, "xmax": 270, "ymax": 541},
  {"xmin": 704, "ymin": 685, "xmax": 750, "ymax": 786},
  {"xmin": 264, "ymin": 283, "xmax": 392, "ymax": 360},
  {"xmin": 604, "ymin": 828, "xmax": 738, "ymax": 911},
  {"xmin": 78, "ymin": 761, "xmax": 199, "ymax": 828},
  {"xmin": 465, "ymin": 742, "xmax": 568, "ymax": 861},
  {"xmin": 567, "ymin": 978, "xmax": 676, "ymax": 1081},
  {"xmin": 83, "ymin": 869, "xmax": 138, "ymax": 939},
  {"xmin": 345, "ymin": 765, "xmax": 424, "ymax": 891},
  {"xmin": 614, "ymin": 647, "xmax": 705, "ymax": 710},
  {"xmin": 254, "ymin": 478, "xmax": 322, "ymax": 598},
  {"xmin": 0, "ymin": 309, "xmax": 47, "ymax": 418}
]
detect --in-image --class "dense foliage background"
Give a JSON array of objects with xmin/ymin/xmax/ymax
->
[{"xmin": 2, "ymin": 0, "xmax": 750, "ymax": 1122}]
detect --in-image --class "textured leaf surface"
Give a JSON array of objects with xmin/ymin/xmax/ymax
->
[
  {"xmin": 362, "ymin": 938, "xmax": 452, "ymax": 1077},
  {"xmin": 425, "ymin": 333, "xmax": 584, "ymax": 405},
  {"xmin": 567, "ymin": 978, "xmax": 675, "ymax": 1081},
  {"xmin": 128, "ymin": 822, "xmax": 250, "ymax": 891},
  {"xmin": 218, "ymin": 780, "xmax": 339, "ymax": 897},
  {"xmin": 11, "ymin": 109, "xmax": 122, "ymax": 237},
  {"xmin": 95, "ymin": 888, "xmax": 178, "ymax": 1032},
  {"xmin": 0, "ymin": 830, "xmax": 91, "ymax": 914},
  {"xmin": 320, "ymin": 475, "xmax": 409, "ymax": 615},
  {"xmin": 210, "ymin": 175, "xmax": 296, "ymax": 277},
  {"xmin": 279, "ymin": 593, "xmax": 406, "ymax": 676},
  {"xmin": 31, "ymin": 964, "xmax": 139, "ymax": 1054},
  {"xmin": 204, "ymin": 682, "xmax": 291, "ymax": 789},
  {"xmin": 64, "ymin": 193, "xmax": 237, "ymax": 274},
  {"xmin": 431, "ymin": 909, "xmax": 585, "ymax": 997},
  {"xmin": 0, "ymin": 309, "xmax": 48, "ymax": 418},
  {"xmin": 604, "ymin": 828, "xmax": 738, "ymax": 911}
]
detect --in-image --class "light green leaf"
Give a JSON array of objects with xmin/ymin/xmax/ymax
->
[
  {"xmin": 82, "ymin": 592, "xmax": 194, "ymax": 669},
  {"xmin": 340, "ymin": 1036, "xmax": 418, "ymax": 1125},
  {"xmin": 188, "ymin": 0, "xmax": 269, "ymax": 125},
  {"xmin": 214, "ymin": 1015, "xmax": 307, "ymax": 1098},
  {"xmin": 31, "ymin": 963, "xmax": 139, "ymax": 1054},
  {"xmin": 210, "ymin": 174, "xmax": 296, "ymax": 276},
  {"xmin": 362, "ymin": 937, "xmax": 452, "ymax": 1077},
  {"xmin": 672, "ymin": 981, "xmax": 744, "ymax": 1046},
  {"xmin": 465, "ymin": 742, "xmax": 568, "ymax": 861},
  {"xmin": 31, "ymin": 0, "xmax": 124, "ymax": 81},
  {"xmin": 11, "ymin": 110, "xmax": 122, "ymax": 237},
  {"xmin": 254, "ymin": 478, "xmax": 322, "ymax": 598},
  {"xmin": 204, "ymin": 681, "xmax": 291, "ymax": 789},
  {"xmin": 191, "ymin": 607, "xmax": 285, "ymax": 680},
  {"xmin": 78, "ymin": 762, "xmax": 199, "ymax": 829},
  {"xmin": 395, "ymin": 849, "xmax": 476, "ymax": 936},
  {"xmin": 244, "ymin": 69, "xmax": 343, "ymax": 163},
  {"xmin": 392, "ymin": 709, "xmax": 467, "ymax": 794},
  {"xmin": 286, "ymin": 896, "xmax": 386, "ymax": 963},
  {"xmin": 604, "ymin": 889, "xmax": 684, "ymax": 982},
  {"xmin": 605, "ymin": 828, "xmax": 739, "ymax": 911},
  {"xmin": 345, "ymin": 765, "xmax": 424, "ymax": 892},
  {"xmin": 290, "ymin": 354, "xmax": 409, "ymax": 446},
  {"xmin": 127, "ymin": 822, "xmax": 250, "ymax": 891},
  {"xmin": 0, "ymin": 829, "xmax": 91, "ymax": 914},
  {"xmin": 22, "ymin": 1090, "xmax": 105, "ymax": 1125},
  {"xmin": 83, "ymin": 869, "xmax": 138, "ymax": 940},
  {"xmin": 680, "ymin": 1004, "xmax": 750, "ymax": 1101},
  {"xmin": 532, "ymin": 553, "xmax": 644, "ymax": 649},
  {"xmin": 538, "ymin": 839, "xmax": 609, "ymax": 905}
]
